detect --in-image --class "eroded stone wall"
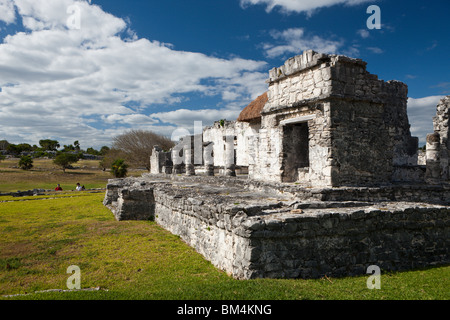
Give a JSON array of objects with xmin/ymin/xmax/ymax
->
[
  {"xmin": 150, "ymin": 146, "xmax": 172, "ymax": 174},
  {"xmin": 428, "ymin": 96, "xmax": 450, "ymax": 181},
  {"xmin": 104, "ymin": 176, "xmax": 450, "ymax": 279},
  {"xmin": 249, "ymin": 50, "xmax": 418, "ymax": 187},
  {"xmin": 244, "ymin": 204, "xmax": 448, "ymax": 278},
  {"xmin": 202, "ymin": 120, "xmax": 259, "ymax": 168}
]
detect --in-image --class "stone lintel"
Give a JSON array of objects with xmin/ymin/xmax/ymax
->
[{"xmin": 279, "ymin": 114, "xmax": 316, "ymax": 126}]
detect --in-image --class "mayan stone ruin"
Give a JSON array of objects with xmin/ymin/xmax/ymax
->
[{"xmin": 104, "ymin": 50, "xmax": 450, "ymax": 279}]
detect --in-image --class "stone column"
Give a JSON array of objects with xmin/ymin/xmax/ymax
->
[
  {"xmin": 425, "ymin": 132, "xmax": 441, "ymax": 182},
  {"xmin": 185, "ymin": 144, "xmax": 195, "ymax": 176},
  {"xmin": 150, "ymin": 145, "xmax": 162, "ymax": 174},
  {"xmin": 432, "ymin": 96, "xmax": 450, "ymax": 181},
  {"xmin": 204, "ymin": 142, "xmax": 214, "ymax": 176},
  {"xmin": 172, "ymin": 146, "xmax": 183, "ymax": 174},
  {"xmin": 224, "ymin": 135, "xmax": 236, "ymax": 177}
]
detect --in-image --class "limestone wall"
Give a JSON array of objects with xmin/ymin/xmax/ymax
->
[
  {"xmin": 104, "ymin": 177, "xmax": 450, "ymax": 279},
  {"xmin": 247, "ymin": 127, "xmax": 284, "ymax": 183},
  {"xmin": 249, "ymin": 104, "xmax": 333, "ymax": 187},
  {"xmin": 202, "ymin": 120, "xmax": 259, "ymax": 168},
  {"xmin": 249, "ymin": 50, "xmax": 418, "ymax": 187},
  {"xmin": 265, "ymin": 51, "xmax": 335, "ymax": 110},
  {"xmin": 427, "ymin": 96, "xmax": 450, "ymax": 181},
  {"xmin": 103, "ymin": 178, "xmax": 157, "ymax": 221},
  {"xmin": 244, "ymin": 204, "xmax": 449, "ymax": 278},
  {"xmin": 150, "ymin": 146, "xmax": 172, "ymax": 174},
  {"xmin": 153, "ymin": 189, "xmax": 253, "ymax": 278}
]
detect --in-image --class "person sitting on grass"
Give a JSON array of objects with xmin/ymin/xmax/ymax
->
[
  {"xmin": 55, "ymin": 184, "xmax": 62, "ymax": 191},
  {"xmin": 76, "ymin": 183, "xmax": 83, "ymax": 191}
]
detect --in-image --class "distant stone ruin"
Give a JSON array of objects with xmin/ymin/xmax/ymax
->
[
  {"xmin": 426, "ymin": 96, "xmax": 450, "ymax": 182},
  {"xmin": 104, "ymin": 51, "xmax": 449, "ymax": 279}
]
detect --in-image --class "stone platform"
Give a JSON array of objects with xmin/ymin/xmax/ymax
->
[{"xmin": 103, "ymin": 174, "xmax": 450, "ymax": 279}]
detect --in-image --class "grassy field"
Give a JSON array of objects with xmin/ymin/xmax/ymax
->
[
  {"xmin": 0, "ymin": 160, "xmax": 449, "ymax": 301},
  {"xmin": 0, "ymin": 158, "xmax": 145, "ymax": 193}
]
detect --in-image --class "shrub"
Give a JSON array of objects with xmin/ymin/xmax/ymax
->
[
  {"xmin": 18, "ymin": 155, "xmax": 33, "ymax": 170},
  {"xmin": 111, "ymin": 159, "xmax": 128, "ymax": 178}
]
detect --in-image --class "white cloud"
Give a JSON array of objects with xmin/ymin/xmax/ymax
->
[
  {"xmin": 367, "ymin": 46, "xmax": 384, "ymax": 54},
  {"xmin": 0, "ymin": 0, "xmax": 16, "ymax": 24},
  {"xmin": 0, "ymin": 0, "xmax": 268, "ymax": 149},
  {"xmin": 407, "ymin": 95, "xmax": 445, "ymax": 145},
  {"xmin": 102, "ymin": 114, "xmax": 159, "ymax": 126},
  {"xmin": 150, "ymin": 105, "xmax": 243, "ymax": 130},
  {"xmin": 240, "ymin": 0, "xmax": 373, "ymax": 15},
  {"xmin": 357, "ymin": 29, "xmax": 370, "ymax": 38},
  {"xmin": 263, "ymin": 27, "xmax": 357, "ymax": 59},
  {"xmin": 432, "ymin": 82, "xmax": 450, "ymax": 95}
]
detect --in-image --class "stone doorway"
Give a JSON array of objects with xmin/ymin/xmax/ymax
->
[{"xmin": 282, "ymin": 122, "xmax": 310, "ymax": 182}]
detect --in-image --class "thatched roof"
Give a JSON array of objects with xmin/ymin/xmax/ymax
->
[{"xmin": 237, "ymin": 92, "xmax": 268, "ymax": 122}]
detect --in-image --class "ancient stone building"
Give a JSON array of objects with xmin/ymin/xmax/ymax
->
[
  {"xmin": 152, "ymin": 50, "xmax": 425, "ymax": 187},
  {"xmin": 150, "ymin": 145, "xmax": 172, "ymax": 174},
  {"xmin": 249, "ymin": 51, "xmax": 418, "ymax": 187},
  {"xmin": 118, "ymin": 51, "xmax": 450, "ymax": 280},
  {"xmin": 426, "ymin": 96, "xmax": 450, "ymax": 182}
]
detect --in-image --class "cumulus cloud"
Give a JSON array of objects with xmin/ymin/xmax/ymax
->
[
  {"xmin": 151, "ymin": 106, "xmax": 243, "ymax": 129},
  {"xmin": 149, "ymin": 104, "xmax": 247, "ymax": 141},
  {"xmin": 0, "ymin": 0, "xmax": 16, "ymax": 24},
  {"xmin": 240, "ymin": 0, "xmax": 373, "ymax": 15},
  {"xmin": 407, "ymin": 95, "xmax": 445, "ymax": 145},
  {"xmin": 0, "ymin": 0, "xmax": 268, "ymax": 148},
  {"xmin": 262, "ymin": 27, "xmax": 357, "ymax": 59}
]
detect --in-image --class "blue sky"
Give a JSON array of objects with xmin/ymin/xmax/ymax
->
[{"xmin": 0, "ymin": 0, "xmax": 448, "ymax": 149}]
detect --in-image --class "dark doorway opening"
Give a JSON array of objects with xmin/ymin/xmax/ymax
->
[{"xmin": 282, "ymin": 122, "xmax": 310, "ymax": 182}]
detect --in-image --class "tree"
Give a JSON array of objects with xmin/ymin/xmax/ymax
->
[
  {"xmin": 18, "ymin": 155, "xmax": 33, "ymax": 170},
  {"xmin": 7, "ymin": 143, "xmax": 32, "ymax": 156},
  {"xmin": 39, "ymin": 139, "xmax": 60, "ymax": 151},
  {"xmin": 112, "ymin": 129, "xmax": 174, "ymax": 171},
  {"xmin": 0, "ymin": 140, "xmax": 10, "ymax": 151},
  {"xmin": 74, "ymin": 140, "xmax": 81, "ymax": 151},
  {"xmin": 53, "ymin": 152, "xmax": 79, "ymax": 173},
  {"xmin": 99, "ymin": 146, "xmax": 110, "ymax": 156},
  {"xmin": 62, "ymin": 144, "xmax": 75, "ymax": 152},
  {"xmin": 86, "ymin": 147, "xmax": 99, "ymax": 155},
  {"xmin": 111, "ymin": 159, "xmax": 128, "ymax": 178},
  {"xmin": 17, "ymin": 143, "xmax": 33, "ymax": 152},
  {"xmin": 99, "ymin": 148, "xmax": 127, "ymax": 171}
]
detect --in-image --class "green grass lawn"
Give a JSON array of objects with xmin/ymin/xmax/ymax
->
[
  {"xmin": 0, "ymin": 191, "xmax": 448, "ymax": 300},
  {"xmin": 0, "ymin": 159, "xmax": 146, "ymax": 193}
]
